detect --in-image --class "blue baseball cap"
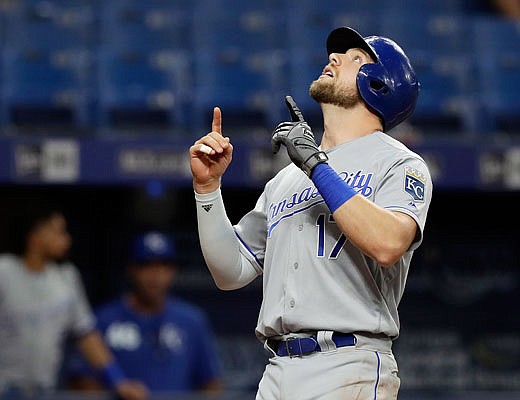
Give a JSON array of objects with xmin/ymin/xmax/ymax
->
[{"xmin": 131, "ymin": 231, "xmax": 176, "ymax": 264}]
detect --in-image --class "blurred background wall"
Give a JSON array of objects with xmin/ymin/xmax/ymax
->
[{"xmin": 0, "ymin": 0, "xmax": 519, "ymax": 398}]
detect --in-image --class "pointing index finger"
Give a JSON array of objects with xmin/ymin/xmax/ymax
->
[
  {"xmin": 212, "ymin": 107, "xmax": 222, "ymax": 135},
  {"xmin": 285, "ymin": 96, "xmax": 305, "ymax": 122}
]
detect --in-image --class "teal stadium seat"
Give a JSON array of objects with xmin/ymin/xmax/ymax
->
[
  {"xmin": 0, "ymin": 0, "xmax": 94, "ymax": 131},
  {"xmin": 379, "ymin": 14, "xmax": 475, "ymax": 132},
  {"xmin": 95, "ymin": 48, "xmax": 188, "ymax": 132},
  {"xmin": 99, "ymin": 0, "xmax": 193, "ymax": 52},
  {"xmin": 191, "ymin": 0, "xmax": 289, "ymax": 130},
  {"xmin": 96, "ymin": 0, "xmax": 194, "ymax": 132},
  {"xmin": 382, "ymin": 0, "xmax": 471, "ymax": 15},
  {"xmin": 472, "ymin": 17, "xmax": 520, "ymax": 134}
]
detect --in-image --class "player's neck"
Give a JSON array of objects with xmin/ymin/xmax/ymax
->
[
  {"xmin": 320, "ymin": 103, "xmax": 382, "ymax": 150},
  {"xmin": 127, "ymin": 293, "xmax": 166, "ymax": 315},
  {"xmin": 22, "ymin": 251, "xmax": 48, "ymax": 272}
]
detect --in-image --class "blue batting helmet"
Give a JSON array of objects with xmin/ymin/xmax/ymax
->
[
  {"xmin": 131, "ymin": 231, "xmax": 176, "ymax": 264},
  {"xmin": 326, "ymin": 27, "xmax": 419, "ymax": 131}
]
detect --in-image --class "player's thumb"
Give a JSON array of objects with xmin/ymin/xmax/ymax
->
[
  {"xmin": 285, "ymin": 96, "xmax": 305, "ymax": 122},
  {"xmin": 271, "ymin": 135, "xmax": 282, "ymax": 154}
]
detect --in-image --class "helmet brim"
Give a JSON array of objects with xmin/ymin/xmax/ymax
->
[{"xmin": 326, "ymin": 27, "xmax": 378, "ymax": 62}]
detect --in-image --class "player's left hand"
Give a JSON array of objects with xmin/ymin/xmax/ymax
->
[
  {"xmin": 115, "ymin": 380, "xmax": 149, "ymax": 400},
  {"xmin": 272, "ymin": 96, "xmax": 328, "ymax": 176}
]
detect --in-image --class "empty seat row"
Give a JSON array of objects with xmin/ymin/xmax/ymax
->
[{"xmin": 0, "ymin": 1, "xmax": 518, "ymax": 135}]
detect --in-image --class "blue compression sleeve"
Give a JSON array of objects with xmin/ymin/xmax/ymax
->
[
  {"xmin": 311, "ymin": 163, "xmax": 357, "ymax": 213},
  {"xmin": 98, "ymin": 361, "xmax": 126, "ymax": 389}
]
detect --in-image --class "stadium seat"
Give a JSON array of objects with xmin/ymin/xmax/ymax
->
[
  {"xmin": 381, "ymin": 0, "xmax": 469, "ymax": 15},
  {"xmin": 99, "ymin": 0, "xmax": 192, "ymax": 52},
  {"xmin": 0, "ymin": 0, "xmax": 95, "ymax": 131},
  {"xmin": 95, "ymin": 47, "xmax": 190, "ymax": 131},
  {"xmin": 409, "ymin": 51, "xmax": 475, "ymax": 132},
  {"xmin": 378, "ymin": 15, "xmax": 476, "ymax": 132},
  {"xmin": 1, "ymin": 0, "xmax": 506, "ymax": 137},
  {"xmin": 195, "ymin": 52, "xmax": 288, "ymax": 129},
  {"xmin": 3, "ymin": 0, "xmax": 95, "ymax": 50},
  {"xmin": 472, "ymin": 17, "xmax": 520, "ymax": 134},
  {"xmin": 0, "ymin": 47, "xmax": 90, "ymax": 130},
  {"xmin": 286, "ymin": 0, "xmax": 386, "ymax": 16},
  {"xmin": 380, "ymin": 14, "xmax": 471, "ymax": 56},
  {"xmin": 0, "ymin": 8, "xmax": 4, "ymax": 127},
  {"xmin": 0, "ymin": 4, "xmax": 4, "ymax": 45},
  {"xmin": 192, "ymin": 4, "xmax": 289, "ymax": 130},
  {"xmin": 96, "ymin": 1, "xmax": 194, "ymax": 132}
]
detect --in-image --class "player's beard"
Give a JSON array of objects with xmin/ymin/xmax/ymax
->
[{"xmin": 309, "ymin": 77, "xmax": 361, "ymax": 109}]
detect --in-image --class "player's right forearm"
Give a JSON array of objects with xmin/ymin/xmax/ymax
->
[{"xmin": 195, "ymin": 188, "xmax": 258, "ymax": 290}]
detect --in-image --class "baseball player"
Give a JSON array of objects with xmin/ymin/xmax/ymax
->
[
  {"xmin": 189, "ymin": 26, "xmax": 432, "ymax": 400},
  {"xmin": 65, "ymin": 231, "xmax": 222, "ymax": 393},
  {"xmin": 0, "ymin": 206, "xmax": 148, "ymax": 400}
]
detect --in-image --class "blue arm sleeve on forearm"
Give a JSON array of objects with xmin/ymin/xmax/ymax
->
[
  {"xmin": 311, "ymin": 163, "xmax": 357, "ymax": 213},
  {"xmin": 98, "ymin": 361, "xmax": 125, "ymax": 389}
]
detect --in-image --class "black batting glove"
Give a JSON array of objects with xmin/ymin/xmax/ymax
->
[{"xmin": 272, "ymin": 96, "xmax": 328, "ymax": 176}]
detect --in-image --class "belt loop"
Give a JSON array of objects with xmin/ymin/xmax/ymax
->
[
  {"xmin": 264, "ymin": 339, "xmax": 277, "ymax": 357},
  {"xmin": 316, "ymin": 330, "xmax": 336, "ymax": 352}
]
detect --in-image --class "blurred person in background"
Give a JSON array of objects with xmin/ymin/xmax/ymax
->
[
  {"xmin": 0, "ymin": 205, "xmax": 148, "ymax": 400},
  {"xmin": 483, "ymin": 0, "xmax": 520, "ymax": 19},
  {"xmin": 65, "ymin": 230, "xmax": 222, "ymax": 394}
]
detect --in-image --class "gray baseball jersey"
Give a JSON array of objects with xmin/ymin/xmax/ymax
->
[
  {"xmin": 233, "ymin": 131, "xmax": 432, "ymax": 341},
  {"xmin": 0, "ymin": 254, "xmax": 95, "ymax": 392}
]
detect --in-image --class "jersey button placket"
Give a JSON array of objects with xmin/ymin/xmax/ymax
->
[
  {"xmin": 294, "ymin": 224, "xmax": 302, "ymax": 270},
  {"xmin": 284, "ymin": 218, "xmax": 300, "ymax": 316}
]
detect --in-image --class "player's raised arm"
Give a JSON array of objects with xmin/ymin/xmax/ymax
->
[
  {"xmin": 190, "ymin": 107, "xmax": 233, "ymax": 194},
  {"xmin": 191, "ymin": 108, "xmax": 259, "ymax": 290}
]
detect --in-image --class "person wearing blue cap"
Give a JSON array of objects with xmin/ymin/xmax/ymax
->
[
  {"xmin": 0, "ymin": 206, "xmax": 148, "ymax": 400},
  {"xmin": 65, "ymin": 231, "xmax": 222, "ymax": 394}
]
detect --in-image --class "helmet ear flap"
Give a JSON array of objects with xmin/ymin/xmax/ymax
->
[
  {"xmin": 356, "ymin": 63, "xmax": 391, "ymax": 126},
  {"xmin": 358, "ymin": 63, "xmax": 391, "ymax": 95},
  {"xmin": 369, "ymin": 78, "xmax": 390, "ymax": 95}
]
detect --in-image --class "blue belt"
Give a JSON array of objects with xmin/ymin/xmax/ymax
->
[{"xmin": 268, "ymin": 332, "xmax": 356, "ymax": 357}]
